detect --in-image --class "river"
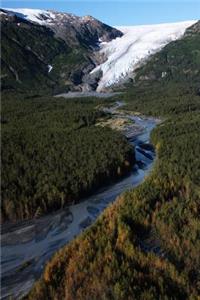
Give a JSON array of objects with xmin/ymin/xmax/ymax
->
[{"xmin": 1, "ymin": 102, "xmax": 159, "ymax": 299}]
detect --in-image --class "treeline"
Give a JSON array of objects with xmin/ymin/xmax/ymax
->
[{"xmin": 1, "ymin": 93, "xmax": 134, "ymax": 222}]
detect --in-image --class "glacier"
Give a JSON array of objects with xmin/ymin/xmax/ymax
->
[{"xmin": 91, "ymin": 21, "xmax": 196, "ymax": 91}]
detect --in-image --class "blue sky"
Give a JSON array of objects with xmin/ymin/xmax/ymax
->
[{"xmin": 2, "ymin": 0, "xmax": 199, "ymax": 26}]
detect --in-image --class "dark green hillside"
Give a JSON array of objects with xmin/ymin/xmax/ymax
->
[
  {"xmin": 1, "ymin": 93, "xmax": 134, "ymax": 222},
  {"xmin": 27, "ymin": 22, "xmax": 200, "ymax": 300},
  {"xmin": 1, "ymin": 14, "xmax": 92, "ymax": 93}
]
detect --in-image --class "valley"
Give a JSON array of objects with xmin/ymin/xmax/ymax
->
[{"xmin": 1, "ymin": 6, "xmax": 200, "ymax": 300}]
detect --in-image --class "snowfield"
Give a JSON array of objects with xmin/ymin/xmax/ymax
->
[
  {"xmin": 91, "ymin": 21, "xmax": 196, "ymax": 91},
  {"xmin": 2, "ymin": 8, "xmax": 93, "ymax": 25},
  {"xmin": 2, "ymin": 8, "xmax": 57, "ymax": 25},
  {"xmin": 48, "ymin": 65, "xmax": 53, "ymax": 73}
]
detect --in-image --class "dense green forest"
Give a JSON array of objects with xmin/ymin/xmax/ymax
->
[
  {"xmin": 27, "ymin": 22, "xmax": 200, "ymax": 299},
  {"xmin": 1, "ymin": 93, "xmax": 134, "ymax": 222}
]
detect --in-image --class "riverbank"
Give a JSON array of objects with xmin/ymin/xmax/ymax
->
[{"xmin": 54, "ymin": 91, "xmax": 122, "ymax": 98}]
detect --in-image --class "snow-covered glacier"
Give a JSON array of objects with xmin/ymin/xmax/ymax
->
[{"xmin": 92, "ymin": 21, "xmax": 196, "ymax": 91}]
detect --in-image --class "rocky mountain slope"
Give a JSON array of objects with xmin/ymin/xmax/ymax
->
[
  {"xmin": 1, "ymin": 8, "xmax": 122, "ymax": 93},
  {"xmin": 2, "ymin": 8, "xmax": 122, "ymax": 47}
]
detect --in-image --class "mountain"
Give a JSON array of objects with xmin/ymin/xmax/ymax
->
[
  {"xmin": 1, "ymin": 8, "xmax": 197, "ymax": 94},
  {"xmin": 1, "ymin": 8, "xmax": 122, "ymax": 93},
  {"xmin": 2, "ymin": 8, "xmax": 200, "ymax": 300}
]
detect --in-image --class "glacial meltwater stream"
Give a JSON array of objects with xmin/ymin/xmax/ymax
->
[{"xmin": 1, "ymin": 102, "xmax": 160, "ymax": 299}]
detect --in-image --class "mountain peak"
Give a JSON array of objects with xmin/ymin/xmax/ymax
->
[{"xmin": 82, "ymin": 15, "xmax": 95, "ymax": 21}]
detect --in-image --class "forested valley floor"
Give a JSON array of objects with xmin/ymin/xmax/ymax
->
[{"xmin": 1, "ymin": 94, "xmax": 134, "ymax": 222}]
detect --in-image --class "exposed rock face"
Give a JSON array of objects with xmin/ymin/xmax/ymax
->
[
  {"xmin": 185, "ymin": 20, "xmax": 200, "ymax": 36},
  {"xmin": 82, "ymin": 69, "xmax": 103, "ymax": 91},
  {"xmin": 0, "ymin": 8, "xmax": 123, "ymax": 93},
  {"xmin": 46, "ymin": 13, "xmax": 123, "ymax": 49}
]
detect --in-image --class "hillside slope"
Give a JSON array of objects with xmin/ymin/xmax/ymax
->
[{"xmin": 27, "ymin": 21, "xmax": 200, "ymax": 300}]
